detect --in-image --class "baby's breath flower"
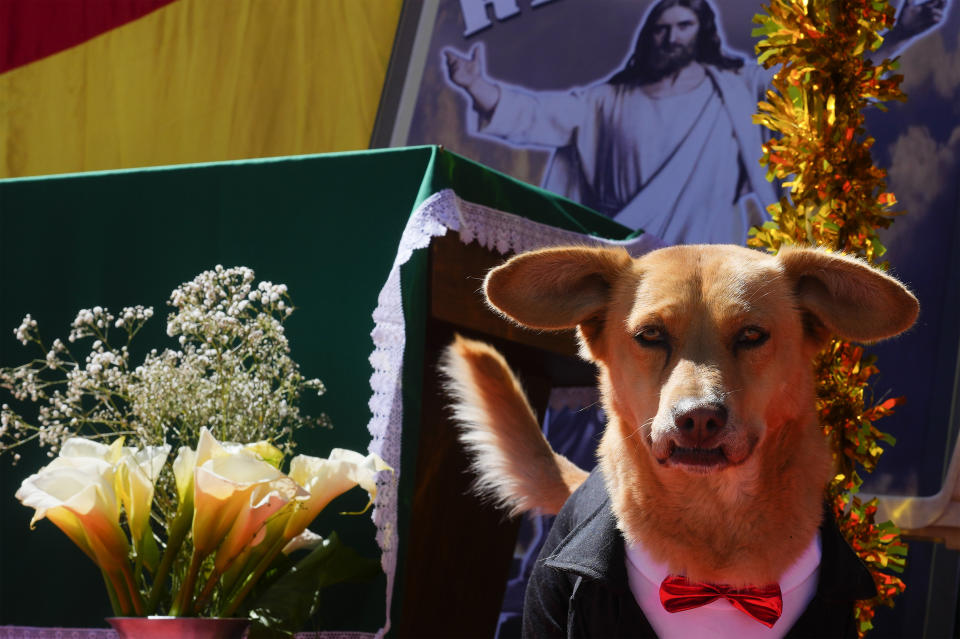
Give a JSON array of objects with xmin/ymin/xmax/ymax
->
[
  {"xmin": 14, "ymin": 315, "xmax": 37, "ymax": 345},
  {"xmin": 1, "ymin": 267, "xmax": 327, "ymax": 513}
]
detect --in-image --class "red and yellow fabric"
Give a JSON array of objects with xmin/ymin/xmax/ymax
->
[{"xmin": 0, "ymin": 0, "xmax": 402, "ymax": 178}]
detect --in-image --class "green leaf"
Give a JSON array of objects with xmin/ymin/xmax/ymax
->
[
  {"xmin": 139, "ymin": 530, "xmax": 162, "ymax": 574},
  {"xmin": 244, "ymin": 532, "xmax": 381, "ymax": 638}
]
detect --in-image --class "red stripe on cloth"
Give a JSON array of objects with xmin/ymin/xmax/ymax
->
[{"xmin": 0, "ymin": 0, "xmax": 178, "ymax": 73}]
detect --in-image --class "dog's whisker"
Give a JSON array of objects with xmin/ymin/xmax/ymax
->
[
  {"xmin": 721, "ymin": 388, "xmax": 743, "ymax": 400},
  {"xmin": 576, "ymin": 399, "xmax": 603, "ymax": 413},
  {"xmin": 620, "ymin": 417, "xmax": 655, "ymax": 446}
]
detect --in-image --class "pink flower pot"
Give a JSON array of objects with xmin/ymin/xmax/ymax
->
[{"xmin": 107, "ymin": 616, "xmax": 250, "ymax": 639}]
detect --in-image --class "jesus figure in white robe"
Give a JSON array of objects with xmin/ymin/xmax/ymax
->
[{"xmin": 444, "ymin": 0, "xmax": 947, "ymax": 246}]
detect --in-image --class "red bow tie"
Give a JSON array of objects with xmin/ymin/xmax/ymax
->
[{"xmin": 659, "ymin": 575, "xmax": 783, "ymax": 628}]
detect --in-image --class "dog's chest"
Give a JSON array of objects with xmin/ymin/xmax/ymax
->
[{"xmin": 623, "ymin": 533, "xmax": 822, "ymax": 638}]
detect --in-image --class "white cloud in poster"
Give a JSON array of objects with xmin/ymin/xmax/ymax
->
[
  {"xmin": 887, "ymin": 124, "xmax": 960, "ymax": 219},
  {"xmin": 880, "ymin": 28, "xmax": 960, "ymax": 249},
  {"xmin": 899, "ymin": 32, "xmax": 960, "ymax": 101}
]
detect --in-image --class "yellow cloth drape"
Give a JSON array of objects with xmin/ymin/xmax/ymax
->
[{"xmin": 0, "ymin": 0, "xmax": 402, "ymax": 178}]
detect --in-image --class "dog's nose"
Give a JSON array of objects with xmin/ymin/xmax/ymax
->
[{"xmin": 673, "ymin": 402, "xmax": 727, "ymax": 447}]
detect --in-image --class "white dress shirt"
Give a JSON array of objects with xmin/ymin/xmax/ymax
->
[{"xmin": 625, "ymin": 533, "xmax": 821, "ymax": 638}]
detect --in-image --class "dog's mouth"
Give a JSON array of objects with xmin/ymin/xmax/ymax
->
[
  {"xmin": 661, "ymin": 442, "xmax": 729, "ymax": 472},
  {"xmin": 649, "ymin": 428, "xmax": 757, "ymax": 473}
]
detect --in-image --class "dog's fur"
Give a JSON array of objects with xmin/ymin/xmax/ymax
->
[{"xmin": 441, "ymin": 244, "xmax": 918, "ymax": 588}]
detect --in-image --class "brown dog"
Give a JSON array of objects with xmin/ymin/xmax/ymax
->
[{"xmin": 440, "ymin": 243, "xmax": 917, "ymax": 627}]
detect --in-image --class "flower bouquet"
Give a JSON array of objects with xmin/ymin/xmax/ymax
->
[{"xmin": 0, "ymin": 266, "xmax": 389, "ymax": 636}]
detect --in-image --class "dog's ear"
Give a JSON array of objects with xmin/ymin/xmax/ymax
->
[
  {"xmin": 778, "ymin": 246, "xmax": 919, "ymax": 344},
  {"xmin": 484, "ymin": 246, "xmax": 632, "ymax": 330}
]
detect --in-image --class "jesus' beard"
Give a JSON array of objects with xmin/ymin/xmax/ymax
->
[{"xmin": 647, "ymin": 41, "xmax": 697, "ymax": 79}]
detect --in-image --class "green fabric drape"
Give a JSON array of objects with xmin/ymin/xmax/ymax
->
[{"xmin": 0, "ymin": 146, "xmax": 631, "ymax": 631}]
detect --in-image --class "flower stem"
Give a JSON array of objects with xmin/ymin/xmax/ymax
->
[
  {"xmin": 120, "ymin": 562, "xmax": 145, "ymax": 616},
  {"xmin": 171, "ymin": 550, "xmax": 202, "ymax": 617},
  {"xmin": 147, "ymin": 504, "xmax": 192, "ymax": 614},
  {"xmin": 191, "ymin": 567, "xmax": 222, "ymax": 615},
  {"xmin": 220, "ymin": 536, "xmax": 286, "ymax": 617},
  {"xmin": 100, "ymin": 568, "xmax": 123, "ymax": 616},
  {"xmin": 107, "ymin": 568, "xmax": 133, "ymax": 616},
  {"xmin": 218, "ymin": 549, "xmax": 256, "ymax": 606}
]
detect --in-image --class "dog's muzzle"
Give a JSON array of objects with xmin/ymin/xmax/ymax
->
[{"xmin": 659, "ymin": 401, "xmax": 732, "ymax": 472}]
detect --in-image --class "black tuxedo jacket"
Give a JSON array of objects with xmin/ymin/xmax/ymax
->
[{"xmin": 522, "ymin": 470, "xmax": 877, "ymax": 638}]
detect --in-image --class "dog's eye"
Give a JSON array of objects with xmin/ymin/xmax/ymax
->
[
  {"xmin": 735, "ymin": 326, "xmax": 769, "ymax": 349},
  {"xmin": 635, "ymin": 326, "xmax": 668, "ymax": 346}
]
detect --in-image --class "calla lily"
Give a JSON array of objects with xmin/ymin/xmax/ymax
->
[
  {"xmin": 283, "ymin": 449, "xmax": 391, "ymax": 542},
  {"xmin": 15, "ymin": 452, "xmax": 144, "ymax": 615},
  {"xmin": 282, "ymin": 528, "xmax": 324, "ymax": 555},
  {"xmin": 328, "ymin": 449, "xmax": 391, "ymax": 508},
  {"xmin": 214, "ymin": 449, "xmax": 391, "ymax": 618},
  {"xmin": 116, "ymin": 445, "xmax": 169, "ymax": 552},
  {"xmin": 16, "ymin": 453, "xmax": 129, "ymax": 571},
  {"xmin": 172, "ymin": 429, "xmax": 303, "ymax": 615},
  {"xmin": 173, "ymin": 446, "xmax": 197, "ymax": 509},
  {"xmin": 189, "ymin": 429, "xmax": 302, "ymax": 567},
  {"xmin": 59, "ymin": 437, "xmax": 125, "ymax": 462},
  {"xmin": 199, "ymin": 454, "xmax": 304, "ymax": 572},
  {"xmin": 242, "ymin": 440, "xmax": 285, "ymax": 469},
  {"xmin": 58, "ymin": 437, "xmax": 170, "ymax": 556}
]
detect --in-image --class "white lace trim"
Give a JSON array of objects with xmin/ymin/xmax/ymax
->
[{"xmin": 366, "ymin": 188, "xmax": 662, "ymax": 636}]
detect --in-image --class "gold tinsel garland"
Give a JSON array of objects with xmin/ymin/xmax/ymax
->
[{"xmin": 750, "ymin": 1, "xmax": 908, "ymax": 635}]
